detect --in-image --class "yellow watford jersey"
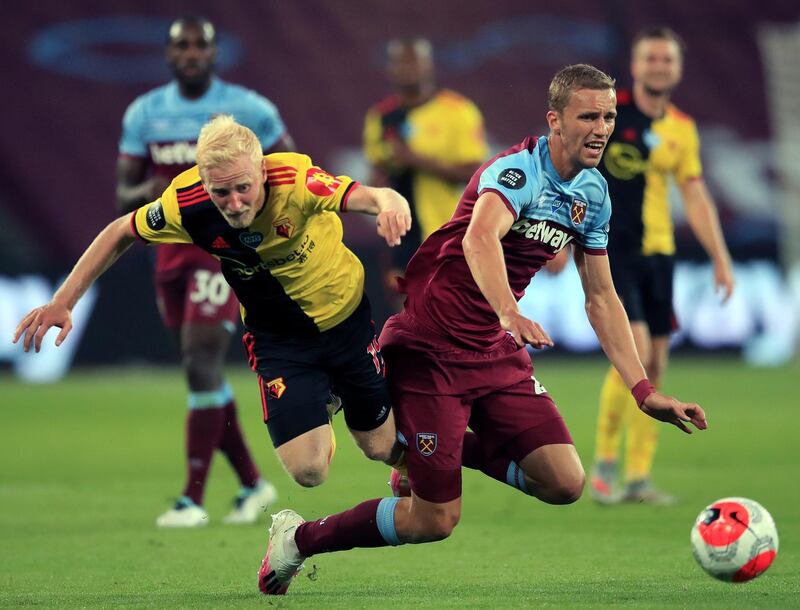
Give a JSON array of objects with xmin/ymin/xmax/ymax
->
[
  {"xmin": 364, "ymin": 89, "xmax": 488, "ymax": 240},
  {"xmin": 600, "ymin": 90, "xmax": 703, "ymax": 255},
  {"xmin": 132, "ymin": 153, "xmax": 363, "ymax": 335}
]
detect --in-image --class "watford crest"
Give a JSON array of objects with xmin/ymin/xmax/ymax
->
[
  {"xmin": 265, "ymin": 377, "xmax": 287, "ymax": 399},
  {"xmin": 273, "ymin": 218, "xmax": 294, "ymax": 239}
]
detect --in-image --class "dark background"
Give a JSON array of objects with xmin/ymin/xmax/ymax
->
[{"xmin": 2, "ymin": 1, "xmax": 797, "ymax": 366}]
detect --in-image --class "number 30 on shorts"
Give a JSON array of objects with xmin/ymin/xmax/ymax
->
[{"xmin": 189, "ymin": 270, "xmax": 231, "ymax": 306}]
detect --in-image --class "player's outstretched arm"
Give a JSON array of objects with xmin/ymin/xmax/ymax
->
[
  {"xmin": 464, "ymin": 192, "xmax": 553, "ymax": 348},
  {"xmin": 575, "ymin": 249, "xmax": 707, "ymax": 432},
  {"xmin": 13, "ymin": 214, "xmax": 137, "ymax": 353},
  {"xmin": 346, "ymin": 185, "xmax": 412, "ymax": 247}
]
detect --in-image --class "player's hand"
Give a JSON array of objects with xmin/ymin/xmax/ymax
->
[
  {"xmin": 376, "ymin": 197, "xmax": 412, "ymax": 247},
  {"xmin": 499, "ymin": 310, "xmax": 554, "ymax": 349},
  {"xmin": 714, "ymin": 259, "xmax": 735, "ymax": 304},
  {"xmin": 12, "ymin": 302, "xmax": 73, "ymax": 353},
  {"xmin": 640, "ymin": 391, "xmax": 708, "ymax": 434}
]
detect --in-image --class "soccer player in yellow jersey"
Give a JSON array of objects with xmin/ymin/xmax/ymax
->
[
  {"xmin": 591, "ymin": 27, "xmax": 735, "ymax": 504},
  {"xmin": 364, "ymin": 38, "xmax": 488, "ymax": 307},
  {"xmin": 14, "ymin": 115, "xmax": 412, "ymax": 491}
]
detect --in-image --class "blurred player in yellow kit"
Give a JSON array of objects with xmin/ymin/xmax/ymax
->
[
  {"xmin": 363, "ymin": 38, "xmax": 488, "ymax": 308},
  {"xmin": 590, "ymin": 27, "xmax": 734, "ymax": 504}
]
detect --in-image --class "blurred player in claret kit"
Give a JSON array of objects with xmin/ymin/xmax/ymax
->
[
  {"xmin": 14, "ymin": 115, "xmax": 412, "ymax": 532},
  {"xmin": 116, "ymin": 16, "xmax": 294, "ymax": 527},
  {"xmin": 589, "ymin": 27, "xmax": 734, "ymax": 505},
  {"xmin": 256, "ymin": 64, "xmax": 708, "ymax": 595},
  {"xmin": 363, "ymin": 38, "xmax": 488, "ymax": 309}
]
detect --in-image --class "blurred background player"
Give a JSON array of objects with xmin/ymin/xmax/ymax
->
[
  {"xmin": 363, "ymin": 38, "xmax": 488, "ymax": 309},
  {"xmin": 116, "ymin": 16, "xmax": 294, "ymax": 527},
  {"xmin": 590, "ymin": 27, "xmax": 735, "ymax": 505}
]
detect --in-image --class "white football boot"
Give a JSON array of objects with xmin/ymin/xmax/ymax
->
[
  {"xmin": 258, "ymin": 509, "xmax": 306, "ymax": 595},
  {"xmin": 156, "ymin": 497, "xmax": 209, "ymax": 528},
  {"xmin": 223, "ymin": 479, "xmax": 278, "ymax": 525}
]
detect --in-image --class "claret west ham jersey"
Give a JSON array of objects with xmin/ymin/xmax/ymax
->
[
  {"xmin": 402, "ymin": 135, "xmax": 612, "ymax": 350},
  {"xmin": 119, "ymin": 77, "xmax": 287, "ymax": 276}
]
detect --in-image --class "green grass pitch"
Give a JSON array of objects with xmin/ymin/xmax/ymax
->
[{"xmin": 1, "ymin": 357, "xmax": 798, "ymax": 608}]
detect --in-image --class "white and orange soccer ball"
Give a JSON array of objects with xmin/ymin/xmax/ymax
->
[{"xmin": 690, "ymin": 497, "xmax": 779, "ymax": 582}]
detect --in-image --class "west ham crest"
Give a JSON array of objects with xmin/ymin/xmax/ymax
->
[
  {"xmin": 570, "ymin": 199, "xmax": 587, "ymax": 226},
  {"xmin": 416, "ymin": 432, "xmax": 438, "ymax": 457}
]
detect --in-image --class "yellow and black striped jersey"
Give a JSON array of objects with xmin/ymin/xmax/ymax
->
[
  {"xmin": 132, "ymin": 153, "xmax": 363, "ymax": 335},
  {"xmin": 600, "ymin": 89, "xmax": 702, "ymax": 255},
  {"xmin": 364, "ymin": 89, "xmax": 488, "ymax": 241}
]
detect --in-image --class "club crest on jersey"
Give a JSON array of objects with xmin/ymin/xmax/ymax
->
[
  {"xmin": 265, "ymin": 377, "xmax": 286, "ymax": 399},
  {"xmin": 273, "ymin": 218, "xmax": 294, "ymax": 239},
  {"xmin": 416, "ymin": 432, "xmax": 438, "ymax": 457},
  {"xmin": 570, "ymin": 199, "xmax": 587, "ymax": 226},
  {"xmin": 306, "ymin": 168, "xmax": 342, "ymax": 197},
  {"xmin": 239, "ymin": 231, "xmax": 264, "ymax": 249}
]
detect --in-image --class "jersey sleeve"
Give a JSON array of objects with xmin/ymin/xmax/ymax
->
[
  {"xmin": 477, "ymin": 153, "xmax": 538, "ymax": 219},
  {"xmin": 452, "ymin": 101, "xmax": 489, "ymax": 164},
  {"xmin": 675, "ymin": 120, "xmax": 703, "ymax": 184},
  {"xmin": 119, "ymin": 98, "xmax": 147, "ymax": 157},
  {"xmin": 248, "ymin": 92, "xmax": 287, "ymax": 151},
  {"xmin": 578, "ymin": 188, "xmax": 612, "ymax": 254},
  {"xmin": 303, "ymin": 162, "xmax": 359, "ymax": 214},
  {"xmin": 131, "ymin": 183, "xmax": 192, "ymax": 244}
]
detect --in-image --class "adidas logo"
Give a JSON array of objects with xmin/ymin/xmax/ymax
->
[{"xmin": 211, "ymin": 236, "xmax": 230, "ymax": 249}]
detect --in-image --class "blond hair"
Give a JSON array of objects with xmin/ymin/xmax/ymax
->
[
  {"xmin": 196, "ymin": 115, "xmax": 262, "ymax": 178},
  {"xmin": 548, "ymin": 64, "xmax": 615, "ymax": 113}
]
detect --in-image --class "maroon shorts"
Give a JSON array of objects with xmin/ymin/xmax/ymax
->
[
  {"xmin": 380, "ymin": 313, "xmax": 572, "ymax": 504},
  {"xmin": 155, "ymin": 262, "xmax": 240, "ymax": 330}
]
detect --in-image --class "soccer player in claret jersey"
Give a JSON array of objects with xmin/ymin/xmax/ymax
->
[
  {"xmin": 14, "ymin": 116, "xmax": 411, "ymax": 533},
  {"xmin": 254, "ymin": 64, "xmax": 708, "ymax": 596},
  {"xmin": 116, "ymin": 16, "xmax": 294, "ymax": 527},
  {"xmin": 590, "ymin": 28, "xmax": 734, "ymax": 505}
]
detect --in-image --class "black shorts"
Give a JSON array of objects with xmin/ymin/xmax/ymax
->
[
  {"xmin": 242, "ymin": 294, "xmax": 392, "ymax": 447},
  {"xmin": 609, "ymin": 252, "xmax": 676, "ymax": 337}
]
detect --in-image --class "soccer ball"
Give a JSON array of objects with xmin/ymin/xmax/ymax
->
[{"xmin": 690, "ymin": 497, "xmax": 779, "ymax": 582}]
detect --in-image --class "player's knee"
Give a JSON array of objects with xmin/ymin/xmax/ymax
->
[
  {"xmin": 548, "ymin": 471, "xmax": 585, "ymax": 505},
  {"xmin": 409, "ymin": 506, "xmax": 460, "ymax": 542},
  {"xmin": 182, "ymin": 351, "xmax": 221, "ymax": 390},
  {"xmin": 286, "ymin": 461, "xmax": 329, "ymax": 488},
  {"xmin": 422, "ymin": 511, "xmax": 460, "ymax": 541}
]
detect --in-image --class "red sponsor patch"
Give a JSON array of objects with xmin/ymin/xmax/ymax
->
[
  {"xmin": 306, "ymin": 167, "xmax": 342, "ymax": 196},
  {"xmin": 272, "ymin": 217, "xmax": 294, "ymax": 239},
  {"xmin": 570, "ymin": 199, "xmax": 587, "ymax": 225},
  {"xmin": 265, "ymin": 377, "xmax": 287, "ymax": 399}
]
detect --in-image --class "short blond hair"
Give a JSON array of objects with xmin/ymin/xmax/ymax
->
[
  {"xmin": 548, "ymin": 64, "xmax": 615, "ymax": 113},
  {"xmin": 196, "ymin": 115, "xmax": 262, "ymax": 178}
]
